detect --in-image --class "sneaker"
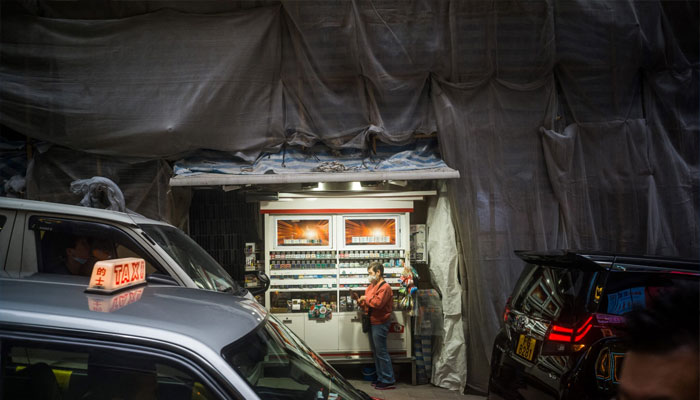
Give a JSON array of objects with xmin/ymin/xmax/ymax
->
[
  {"xmin": 374, "ymin": 381, "xmax": 396, "ymax": 390},
  {"xmin": 370, "ymin": 380, "xmax": 379, "ymax": 386}
]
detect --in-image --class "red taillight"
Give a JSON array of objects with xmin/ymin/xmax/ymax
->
[
  {"xmin": 669, "ymin": 270, "xmax": 700, "ymax": 276},
  {"xmin": 547, "ymin": 315, "xmax": 594, "ymax": 343},
  {"xmin": 547, "ymin": 332, "xmax": 572, "ymax": 342},
  {"xmin": 551, "ymin": 325, "xmax": 573, "ymax": 334},
  {"xmin": 502, "ymin": 297, "xmax": 512, "ymax": 323},
  {"xmin": 575, "ymin": 324, "xmax": 593, "ymax": 342}
]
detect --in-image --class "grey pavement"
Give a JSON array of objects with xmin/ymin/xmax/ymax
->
[{"xmin": 348, "ymin": 379, "xmax": 487, "ymax": 400}]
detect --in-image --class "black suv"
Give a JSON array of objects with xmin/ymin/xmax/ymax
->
[{"xmin": 488, "ymin": 250, "xmax": 699, "ymax": 400}]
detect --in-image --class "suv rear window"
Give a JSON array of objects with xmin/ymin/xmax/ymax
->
[
  {"xmin": 600, "ymin": 270, "xmax": 697, "ymax": 315},
  {"xmin": 512, "ymin": 263, "xmax": 600, "ymax": 324}
]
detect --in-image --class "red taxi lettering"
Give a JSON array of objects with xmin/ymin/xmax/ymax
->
[
  {"xmin": 114, "ymin": 264, "xmax": 123, "ymax": 286},
  {"xmin": 89, "ymin": 258, "xmax": 146, "ymax": 293},
  {"xmin": 121, "ymin": 263, "xmax": 131, "ymax": 285},
  {"xmin": 131, "ymin": 262, "xmax": 141, "ymax": 281}
]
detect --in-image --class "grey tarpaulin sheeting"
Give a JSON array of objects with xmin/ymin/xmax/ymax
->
[
  {"xmin": 426, "ymin": 182, "xmax": 466, "ymax": 391},
  {"xmin": 25, "ymin": 146, "xmax": 191, "ymax": 228},
  {"xmin": 1, "ymin": 0, "xmax": 698, "ymax": 392},
  {"xmin": 432, "ymin": 1, "xmax": 699, "ymax": 391}
]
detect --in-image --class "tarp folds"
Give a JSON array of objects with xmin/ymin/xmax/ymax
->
[
  {"xmin": 1, "ymin": 0, "xmax": 698, "ymax": 393},
  {"xmin": 25, "ymin": 146, "xmax": 191, "ymax": 228},
  {"xmin": 173, "ymin": 140, "xmax": 449, "ymax": 176},
  {"xmin": 1, "ymin": 6, "xmax": 285, "ymax": 161}
]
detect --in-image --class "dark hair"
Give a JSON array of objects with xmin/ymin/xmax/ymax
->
[
  {"xmin": 368, "ymin": 261, "xmax": 384, "ymax": 277},
  {"xmin": 623, "ymin": 282, "xmax": 699, "ymax": 354},
  {"xmin": 58, "ymin": 235, "xmax": 88, "ymax": 253}
]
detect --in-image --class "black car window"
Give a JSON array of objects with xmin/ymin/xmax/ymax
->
[
  {"xmin": 1, "ymin": 338, "xmax": 225, "ymax": 400},
  {"xmin": 600, "ymin": 270, "xmax": 697, "ymax": 315},
  {"xmin": 512, "ymin": 263, "xmax": 599, "ymax": 324},
  {"xmin": 0, "ymin": 214, "xmax": 8, "ymax": 266},
  {"xmin": 28, "ymin": 216, "xmax": 163, "ymax": 277}
]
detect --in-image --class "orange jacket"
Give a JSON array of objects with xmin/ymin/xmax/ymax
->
[{"xmin": 363, "ymin": 280, "xmax": 393, "ymax": 324}]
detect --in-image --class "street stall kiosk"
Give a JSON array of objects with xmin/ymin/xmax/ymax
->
[{"xmin": 261, "ymin": 197, "xmax": 415, "ymax": 372}]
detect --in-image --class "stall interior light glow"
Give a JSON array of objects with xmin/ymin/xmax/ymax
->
[{"xmin": 351, "ymin": 182, "xmax": 362, "ymax": 191}]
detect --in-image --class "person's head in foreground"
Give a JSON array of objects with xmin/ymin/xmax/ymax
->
[{"xmin": 617, "ymin": 283, "xmax": 699, "ymax": 400}]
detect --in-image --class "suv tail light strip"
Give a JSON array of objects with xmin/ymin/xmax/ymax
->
[
  {"xmin": 502, "ymin": 297, "xmax": 512, "ymax": 323},
  {"xmin": 548, "ymin": 315, "xmax": 594, "ymax": 343}
]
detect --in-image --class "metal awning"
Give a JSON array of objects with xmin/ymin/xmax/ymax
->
[{"xmin": 169, "ymin": 167, "xmax": 460, "ymax": 187}]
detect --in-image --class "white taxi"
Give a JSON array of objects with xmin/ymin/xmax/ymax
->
[{"xmin": 0, "ymin": 197, "xmax": 268, "ymax": 298}]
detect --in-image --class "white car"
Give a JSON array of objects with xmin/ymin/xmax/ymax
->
[{"xmin": 0, "ymin": 197, "xmax": 268, "ymax": 298}]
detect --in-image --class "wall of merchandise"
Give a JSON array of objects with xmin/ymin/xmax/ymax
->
[{"xmin": 262, "ymin": 204, "xmax": 413, "ymax": 358}]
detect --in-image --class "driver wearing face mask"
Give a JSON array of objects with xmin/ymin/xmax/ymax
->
[
  {"xmin": 65, "ymin": 236, "xmax": 94, "ymax": 275},
  {"xmin": 49, "ymin": 236, "xmax": 94, "ymax": 276}
]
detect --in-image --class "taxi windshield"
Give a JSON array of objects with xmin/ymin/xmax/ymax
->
[
  {"xmin": 223, "ymin": 315, "xmax": 370, "ymax": 400},
  {"xmin": 140, "ymin": 224, "xmax": 240, "ymax": 294}
]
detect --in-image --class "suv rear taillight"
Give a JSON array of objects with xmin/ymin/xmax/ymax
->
[
  {"xmin": 542, "ymin": 315, "xmax": 595, "ymax": 354},
  {"xmin": 502, "ymin": 297, "xmax": 512, "ymax": 323}
]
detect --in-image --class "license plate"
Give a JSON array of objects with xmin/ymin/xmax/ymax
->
[{"xmin": 515, "ymin": 334, "xmax": 537, "ymax": 361}]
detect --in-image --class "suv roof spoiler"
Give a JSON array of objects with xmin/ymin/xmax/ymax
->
[
  {"xmin": 515, "ymin": 250, "xmax": 604, "ymax": 271},
  {"xmin": 515, "ymin": 250, "xmax": 700, "ymax": 272}
]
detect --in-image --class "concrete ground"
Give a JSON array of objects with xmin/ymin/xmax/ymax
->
[
  {"xmin": 348, "ymin": 379, "xmax": 487, "ymax": 400},
  {"xmin": 336, "ymin": 364, "xmax": 486, "ymax": 400}
]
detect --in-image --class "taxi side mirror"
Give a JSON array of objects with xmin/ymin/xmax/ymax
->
[{"xmin": 248, "ymin": 271, "xmax": 270, "ymax": 296}]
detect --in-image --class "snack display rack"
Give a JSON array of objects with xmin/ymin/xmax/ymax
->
[{"xmin": 262, "ymin": 203, "xmax": 412, "ymax": 358}]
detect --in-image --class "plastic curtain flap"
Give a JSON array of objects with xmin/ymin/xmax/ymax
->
[{"xmin": 426, "ymin": 183, "xmax": 466, "ymax": 391}]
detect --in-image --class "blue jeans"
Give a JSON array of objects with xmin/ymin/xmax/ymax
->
[{"xmin": 369, "ymin": 320, "xmax": 395, "ymax": 384}]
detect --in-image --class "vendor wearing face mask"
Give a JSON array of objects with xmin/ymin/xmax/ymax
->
[{"xmin": 358, "ymin": 261, "xmax": 396, "ymax": 390}]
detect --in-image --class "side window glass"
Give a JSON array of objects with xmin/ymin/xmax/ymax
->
[
  {"xmin": 0, "ymin": 214, "xmax": 9, "ymax": 265},
  {"xmin": 28, "ymin": 216, "xmax": 161, "ymax": 277},
  {"xmin": 601, "ymin": 271, "xmax": 692, "ymax": 315},
  {"xmin": 1, "ymin": 339, "xmax": 223, "ymax": 400}
]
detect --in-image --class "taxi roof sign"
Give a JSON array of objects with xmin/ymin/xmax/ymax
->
[{"xmin": 87, "ymin": 258, "xmax": 147, "ymax": 294}]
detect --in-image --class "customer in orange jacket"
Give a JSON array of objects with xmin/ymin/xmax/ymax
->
[{"xmin": 358, "ymin": 261, "xmax": 396, "ymax": 390}]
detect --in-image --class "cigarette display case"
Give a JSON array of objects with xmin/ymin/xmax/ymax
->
[{"xmin": 263, "ymin": 207, "xmax": 412, "ymax": 359}]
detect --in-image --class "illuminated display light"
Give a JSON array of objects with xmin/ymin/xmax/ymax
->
[
  {"xmin": 277, "ymin": 219, "xmax": 329, "ymax": 246},
  {"xmin": 345, "ymin": 219, "xmax": 396, "ymax": 245},
  {"xmin": 87, "ymin": 258, "xmax": 147, "ymax": 294}
]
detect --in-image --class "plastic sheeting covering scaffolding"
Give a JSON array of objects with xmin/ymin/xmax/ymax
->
[{"xmin": 1, "ymin": 1, "xmax": 697, "ymax": 392}]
